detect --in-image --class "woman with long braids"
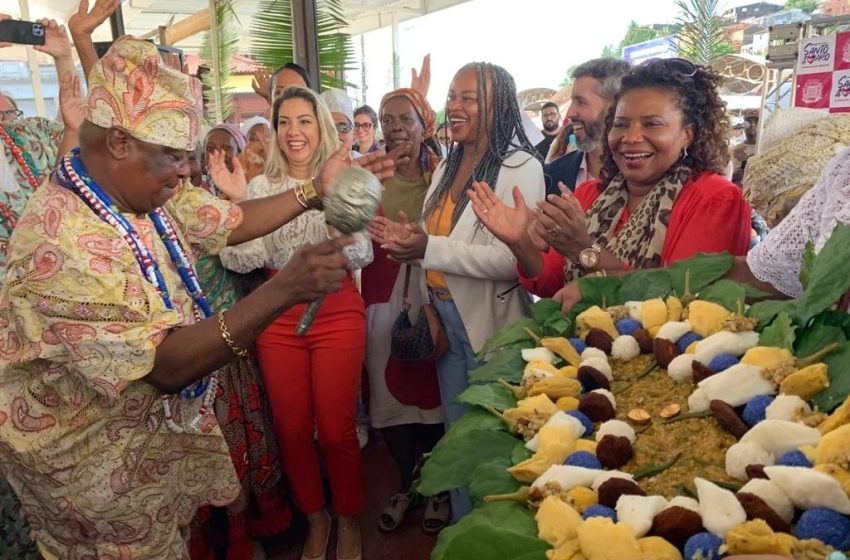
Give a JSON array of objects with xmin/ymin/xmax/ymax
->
[
  {"xmin": 376, "ymin": 62, "xmax": 545, "ymax": 521},
  {"xmin": 469, "ymin": 59, "xmax": 752, "ymax": 298}
]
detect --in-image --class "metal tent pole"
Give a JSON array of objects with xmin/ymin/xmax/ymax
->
[
  {"xmin": 292, "ymin": 0, "xmax": 321, "ymax": 91},
  {"xmin": 18, "ymin": 0, "xmax": 46, "ymax": 117},
  {"xmin": 209, "ymin": 0, "xmax": 223, "ymax": 122}
]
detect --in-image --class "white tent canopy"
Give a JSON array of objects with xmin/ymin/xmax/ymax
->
[{"xmin": 3, "ymin": 0, "xmax": 473, "ymax": 51}]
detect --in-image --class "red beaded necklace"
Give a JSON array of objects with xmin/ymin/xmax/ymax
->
[
  {"xmin": 0, "ymin": 124, "xmax": 42, "ymax": 233},
  {"xmin": 0, "ymin": 125, "xmax": 41, "ymax": 190}
]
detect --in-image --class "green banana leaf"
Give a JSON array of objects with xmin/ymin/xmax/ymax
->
[
  {"xmin": 431, "ymin": 503, "xmax": 549, "ymax": 560},
  {"xmin": 418, "ymin": 430, "xmax": 518, "ymax": 496}
]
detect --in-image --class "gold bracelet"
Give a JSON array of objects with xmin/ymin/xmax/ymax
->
[
  {"xmin": 217, "ymin": 313, "xmax": 249, "ymax": 358},
  {"xmin": 301, "ymin": 178, "xmax": 324, "ymax": 211},
  {"xmin": 293, "ymin": 183, "xmax": 309, "ymax": 209}
]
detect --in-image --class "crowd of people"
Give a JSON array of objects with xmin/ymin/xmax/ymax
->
[{"xmin": 1, "ymin": 1, "xmax": 850, "ymax": 560}]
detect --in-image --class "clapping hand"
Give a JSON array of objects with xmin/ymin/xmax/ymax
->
[
  {"xmin": 379, "ymin": 210, "xmax": 428, "ymax": 263},
  {"xmin": 468, "ymin": 182, "xmax": 532, "ymax": 246},
  {"xmin": 208, "ymin": 150, "xmax": 247, "ymax": 203},
  {"xmin": 531, "ymin": 182, "xmax": 593, "ymax": 261}
]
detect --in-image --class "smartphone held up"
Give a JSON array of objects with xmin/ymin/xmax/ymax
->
[{"xmin": 0, "ymin": 19, "xmax": 46, "ymax": 46}]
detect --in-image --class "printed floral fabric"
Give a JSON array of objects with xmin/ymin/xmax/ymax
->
[
  {"xmin": 0, "ymin": 117, "xmax": 64, "ymax": 286},
  {"xmin": 0, "ymin": 181, "xmax": 243, "ymax": 559}
]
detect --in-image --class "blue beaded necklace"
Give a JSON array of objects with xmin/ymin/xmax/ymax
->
[{"xmin": 55, "ymin": 149, "xmax": 212, "ymax": 401}]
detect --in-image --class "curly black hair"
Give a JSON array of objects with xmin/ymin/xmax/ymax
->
[{"xmin": 599, "ymin": 61, "xmax": 731, "ymax": 186}]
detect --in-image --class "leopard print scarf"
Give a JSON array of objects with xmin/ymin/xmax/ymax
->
[{"xmin": 566, "ymin": 164, "xmax": 692, "ymax": 281}]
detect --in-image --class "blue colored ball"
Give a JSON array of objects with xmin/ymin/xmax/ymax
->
[
  {"xmin": 778, "ymin": 450, "xmax": 813, "ymax": 468},
  {"xmin": 676, "ymin": 332, "xmax": 702, "ymax": 354},
  {"xmin": 581, "ymin": 505, "xmax": 617, "ymax": 522},
  {"xmin": 564, "ymin": 451, "xmax": 602, "ymax": 469},
  {"xmin": 795, "ymin": 508, "xmax": 850, "ymax": 550},
  {"xmin": 684, "ymin": 532, "xmax": 723, "ymax": 560},
  {"xmin": 742, "ymin": 395, "xmax": 775, "ymax": 428},
  {"xmin": 566, "ymin": 411, "xmax": 593, "ymax": 438},
  {"xmin": 615, "ymin": 318, "xmax": 642, "ymax": 336},
  {"xmin": 708, "ymin": 353, "xmax": 739, "ymax": 373},
  {"xmin": 570, "ymin": 338, "xmax": 587, "ymax": 354}
]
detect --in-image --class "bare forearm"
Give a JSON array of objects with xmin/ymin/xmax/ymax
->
[
  {"xmin": 58, "ymin": 129, "xmax": 78, "ymax": 158},
  {"xmin": 510, "ymin": 236, "xmax": 546, "ymax": 278},
  {"xmin": 229, "ymin": 190, "xmax": 306, "ymax": 245},
  {"xmin": 71, "ymin": 32, "xmax": 98, "ymax": 83},
  {"xmin": 148, "ymin": 277, "xmax": 296, "ymax": 393},
  {"xmin": 726, "ymin": 256, "xmax": 788, "ymax": 300}
]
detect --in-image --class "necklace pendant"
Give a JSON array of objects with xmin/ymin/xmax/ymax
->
[{"xmin": 199, "ymin": 411, "xmax": 217, "ymax": 434}]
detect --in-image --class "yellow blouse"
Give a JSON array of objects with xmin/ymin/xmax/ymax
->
[{"xmin": 425, "ymin": 194, "xmax": 455, "ymax": 290}]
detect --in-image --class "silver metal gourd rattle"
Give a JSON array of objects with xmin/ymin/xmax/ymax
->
[{"xmin": 296, "ymin": 166, "xmax": 383, "ymax": 335}]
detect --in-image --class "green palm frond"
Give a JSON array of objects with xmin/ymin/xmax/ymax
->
[
  {"xmin": 675, "ymin": 0, "xmax": 735, "ymax": 65},
  {"xmin": 201, "ymin": 0, "xmax": 240, "ymax": 121},
  {"xmin": 251, "ymin": 0, "xmax": 355, "ymax": 90}
]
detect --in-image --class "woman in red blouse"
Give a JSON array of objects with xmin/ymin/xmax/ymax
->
[{"xmin": 469, "ymin": 59, "xmax": 751, "ymax": 297}]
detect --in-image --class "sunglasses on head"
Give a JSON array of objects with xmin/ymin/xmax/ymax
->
[{"xmin": 638, "ymin": 57, "xmax": 698, "ymax": 78}]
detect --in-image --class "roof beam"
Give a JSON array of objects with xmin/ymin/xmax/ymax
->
[{"xmin": 140, "ymin": 8, "xmax": 210, "ymax": 44}]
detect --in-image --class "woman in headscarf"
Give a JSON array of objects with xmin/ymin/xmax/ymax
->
[
  {"xmin": 240, "ymin": 116, "xmax": 272, "ymax": 184},
  {"xmin": 190, "ymin": 123, "xmax": 292, "ymax": 560},
  {"xmin": 363, "ymin": 88, "xmax": 447, "ymax": 534},
  {"xmin": 469, "ymin": 59, "xmax": 752, "ymax": 297}
]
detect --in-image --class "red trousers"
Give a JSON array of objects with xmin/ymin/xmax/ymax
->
[{"xmin": 255, "ymin": 274, "xmax": 366, "ymax": 516}]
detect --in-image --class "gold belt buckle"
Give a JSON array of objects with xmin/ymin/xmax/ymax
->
[{"xmin": 431, "ymin": 288, "xmax": 453, "ymax": 301}]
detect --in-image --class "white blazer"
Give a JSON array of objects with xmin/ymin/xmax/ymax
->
[{"xmin": 420, "ymin": 150, "xmax": 545, "ymax": 352}]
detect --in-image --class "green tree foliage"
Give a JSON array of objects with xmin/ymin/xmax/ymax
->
[
  {"xmin": 600, "ymin": 20, "xmax": 677, "ymax": 59},
  {"xmin": 200, "ymin": 0, "xmax": 240, "ymax": 121},
  {"xmin": 785, "ymin": 0, "xmax": 820, "ymax": 14},
  {"xmin": 676, "ymin": 0, "xmax": 738, "ymax": 65},
  {"xmin": 251, "ymin": 0, "xmax": 355, "ymax": 90}
]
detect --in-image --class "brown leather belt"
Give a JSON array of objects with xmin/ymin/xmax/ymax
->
[{"xmin": 429, "ymin": 288, "xmax": 453, "ymax": 302}]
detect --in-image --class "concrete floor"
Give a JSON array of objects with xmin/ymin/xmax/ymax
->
[{"xmin": 264, "ymin": 431, "xmax": 438, "ymax": 560}]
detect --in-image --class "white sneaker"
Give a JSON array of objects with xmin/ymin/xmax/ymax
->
[{"xmin": 356, "ymin": 426, "xmax": 369, "ymax": 449}]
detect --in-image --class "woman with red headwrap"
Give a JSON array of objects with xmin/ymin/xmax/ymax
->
[{"xmin": 363, "ymin": 88, "xmax": 449, "ymax": 534}]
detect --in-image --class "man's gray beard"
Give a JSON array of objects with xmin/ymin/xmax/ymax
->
[{"xmin": 576, "ymin": 135, "xmax": 599, "ymax": 153}]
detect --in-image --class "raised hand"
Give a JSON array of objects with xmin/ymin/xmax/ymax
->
[
  {"xmin": 33, "ymin": 19, "xmax": 71, "ymax": 60},
  {"xmin": 410, "ymin": 54, "xmax": 431, "ymax": 97},
  {"xmin": 252, "ymin": 67, "xmax": 272, "ymax": 101},
  {"xmin": 208, "ymin": 150, "xmax": 247, "ymax": 203},
  {"xmin": 468, "ymin": 182, "xmax": 530, "ymax": 246},
  {"xmin": 68, "ymin": 0, "xmax": 120, "ymax": 37},
  {"xmin": 315, "ymin": 142, "xmax": 397, "ymax": 199},
  {"xmin": 58, "ymin": 71, "xmax": 85, "ymax": 132}
]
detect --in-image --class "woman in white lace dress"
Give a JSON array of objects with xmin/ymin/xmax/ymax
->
[
  {"xmin": 737, "ymin": 147, "xmax": 850, "ymax": 298},
  {"xmin": 218, "ymin": 87, "xmax": 371, "ymax": 560}
]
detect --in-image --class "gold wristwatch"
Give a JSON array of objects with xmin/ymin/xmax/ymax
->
[{"xmin": 578, "ymin": 243, "xmax": 602, "ymax": 270}]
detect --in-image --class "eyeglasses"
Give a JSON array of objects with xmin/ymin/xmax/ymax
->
[
  {"xmin": 354, "ymin": 122, "xmax": 373, "ymax": 131},
  {"xmin": 335, "ymin": 122, "xmax": 353, "ymax": 133},
  {"xmin": 638, "ymin": 57, "xmax": 698, "ymax": 78},
  {"xmin": 0, "ymin": 109, "xmax": 23, "ymax": 119}
]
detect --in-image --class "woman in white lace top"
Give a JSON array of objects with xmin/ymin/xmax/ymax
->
[
  {"xmin": 218, "ymin": 87, "xmax": 370, "ymax": 560},
  {"xmin": 743, "ymin": 147, "xmax": 850, "ymax": 298}
]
